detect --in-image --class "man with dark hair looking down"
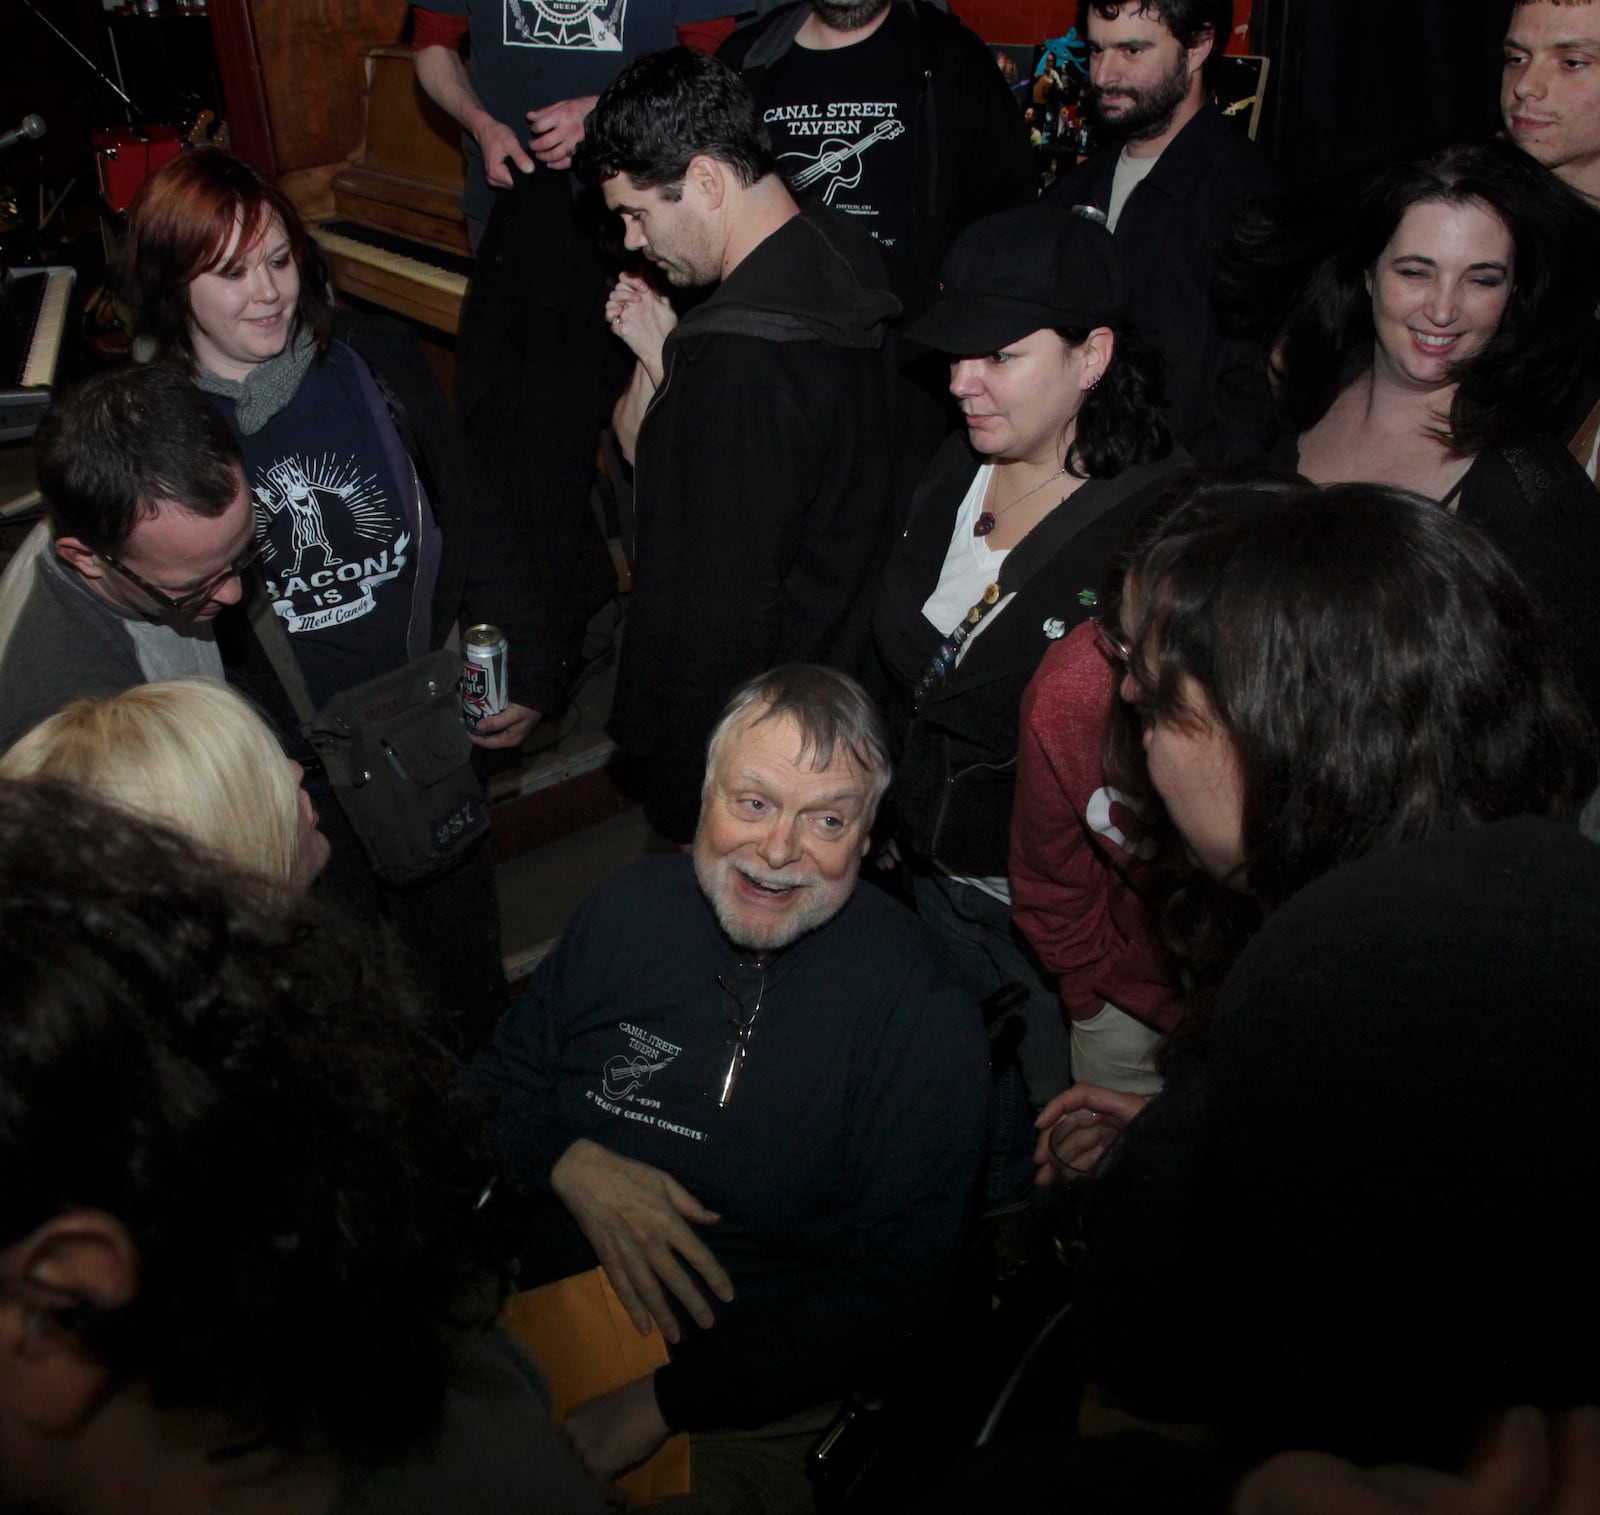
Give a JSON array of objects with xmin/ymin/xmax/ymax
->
[
  {"xmin": 576, "ymin": 49, "xmax": 902, "ymax": 844},
  {"xmin": 477, "ymin": 665, "xmax": 987, "ymax": 1508},
  {"xmin": 1046, "ymin": 0, "xmax": 1280, "ymax": 462},
  {"xmin": 0, "ymin": 365, "xmax": 256, "ymax": 751}
]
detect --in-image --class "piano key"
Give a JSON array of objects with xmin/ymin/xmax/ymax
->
[
  {"xmin": 20, "ymin": 268, "xmax": 73, "ymax": 390},
  {"xmin": 1, "ymin": 265, "xmax": 74, "ymax": 444},
  {"xmin": 310, "ymin": 224, "xmax": 469, "ymax": 300}
]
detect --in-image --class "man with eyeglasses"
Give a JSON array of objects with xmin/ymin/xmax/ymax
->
[
  {"xmin": 0, "ymin": 365, "xmax": 256, "ymax": 752},
  {"xmin": 477, "ymin": 664, "xmax": 988, "ymax": 1511}
]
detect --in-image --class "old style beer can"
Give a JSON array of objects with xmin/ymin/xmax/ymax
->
[{"xmin": 461, "ymin": 624, "xmax": 508, "ymax": 732}]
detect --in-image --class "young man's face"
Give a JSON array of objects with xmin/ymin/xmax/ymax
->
[
  {"xmin": 1085, "ymin": 4, "xmax": 1208, "ymax": 144},
  {"xmin": 1503, "ymin": 1, "xmax": 1600, "ymax": 197},
  {"xmin": 59, "ymin": 471, "xmax": 258, "ymax": 623},
  {"xmin": 603, "ymin": 173, "xmax": 723, "ymax": 288}
]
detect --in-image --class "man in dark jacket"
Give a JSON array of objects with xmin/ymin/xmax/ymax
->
[
  {"xmin": 1047, "ymin": 0, "xmax": 1280, "ymax": 461},
  {"xmin": 717, "ymin": 0, "xmax": 1035, "ymax": 297},
  {"xmin": 718, "ymin": 0, "xmax": 1035, "ymax": 529},
  {"xmin": 576, "ymin": 47, "xmax": 902, "ymax": 842}
]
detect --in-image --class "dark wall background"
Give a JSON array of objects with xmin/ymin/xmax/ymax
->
[
  {"xmin": 1253, "ymin": 0, "xmax": 1510, "ymax": 180},
  {"xmin": 6, "ymin": 0, "xmax": 1523, "ymax": 234}
]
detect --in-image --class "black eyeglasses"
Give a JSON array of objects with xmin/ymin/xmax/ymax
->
[
  {"xmin": 711, "ymin": 960, "xmax": 766, "ymax": 1108},
  {"xmin": 1094, "ymin": 614, "xmax": 1133, "ymax": 664},
  {"xmin": 101, "ymin": 537, "xmax": 266, "ymax": 615}
]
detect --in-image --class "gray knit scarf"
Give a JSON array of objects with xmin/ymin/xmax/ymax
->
[{"xmin": 193, "ymin": 327, "xmax": 318, "ymax": 435}]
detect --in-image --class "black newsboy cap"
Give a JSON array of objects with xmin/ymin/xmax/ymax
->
[{"xmin": 906, "ymin": 201, "xmax": 1127, "ymax": 354}]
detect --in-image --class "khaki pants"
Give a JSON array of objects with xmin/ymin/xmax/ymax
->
[{"xmin": 649, "ymin": 1402, "xmax": 838, "ymax": 1515}]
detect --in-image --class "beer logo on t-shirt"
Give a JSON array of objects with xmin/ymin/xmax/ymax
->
[{"xmin": 504, "ymin": 0, "xmax": 625, "ymax": 51}]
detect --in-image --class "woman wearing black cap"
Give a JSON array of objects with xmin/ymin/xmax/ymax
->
[{"xmin": 873, "ymin": 201, "xmax": 1186, "ymax": 1198}]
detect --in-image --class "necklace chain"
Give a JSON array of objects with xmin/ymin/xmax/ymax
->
[{"xmin": 974, "ymin": 465, "xmax": 1069, "ymax": 538}]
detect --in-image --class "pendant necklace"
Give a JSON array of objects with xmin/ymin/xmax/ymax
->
[{"xmin": 973, "ymin": 465, "xmax": 1070, "ymax": 538}]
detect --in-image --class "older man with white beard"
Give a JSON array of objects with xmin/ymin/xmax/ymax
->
[{"xmin": 475, "ymin": 664, "xmax": 987, "ymax": 1507}]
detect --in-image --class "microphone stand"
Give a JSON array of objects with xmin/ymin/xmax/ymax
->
[{"xmin": 11, "ymin": 0, "xmax": 149, "ymax": 123}]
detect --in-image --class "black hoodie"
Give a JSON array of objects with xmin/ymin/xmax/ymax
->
[{"xmin": 608, "ymin": 205, "xmax": 901, "ymax": 841}]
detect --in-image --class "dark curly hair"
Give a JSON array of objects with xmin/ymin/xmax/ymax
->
[
  {"xmin": 574, "ymin": 46, "xmax": 776, "ymax": 191},
  {"xmin": 35, "ymin": 364, "xmax": 243, "ymax": 550},
  {"xmin": 1217, "ymin": 138, "xmax": 1600, "ymax": 455},
  {"xmin": 118, "ymin": 148, "xmax": 333, "ymax": 372},
  {"xmin": 1077, "ymin": 0, "xmax": 1232, "ymax": 89},
  {"xmin": 0, "ymin": 781, "xmax": 499, "ymax": 1456},
  {"xmin": 1059, "ymin": 320, "xmax": 1172, "ymax": 479},
  {"xmin": 1105, "ymin": 473, "xmax": 1597, "ymax": 1027}
]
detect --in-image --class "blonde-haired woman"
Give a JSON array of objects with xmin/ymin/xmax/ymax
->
[{"xmin": 0, "ymin": 678, "xmax": 328, "ymax": 888}]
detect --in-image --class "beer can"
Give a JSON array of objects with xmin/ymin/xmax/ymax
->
[{"xmin": 461, "ymin": 624, "xmax": 508, "ymax": 731}]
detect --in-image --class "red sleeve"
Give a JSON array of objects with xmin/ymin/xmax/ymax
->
[
  {"xmin": 677, "ymin": 16, "xmax": 739, "ymax": 53},
  {"xmin": 1009, "ymin": 625, "xmax": 1184, "ymax": 1033},
  {"xmin": 412, "ymin": 8, "xmax": 470, "ymax": 51}
]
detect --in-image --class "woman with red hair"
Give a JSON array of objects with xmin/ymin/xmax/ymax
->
[{"xmin": 120, "ymin": 148, "xmax": 532, "ymax": 1049}]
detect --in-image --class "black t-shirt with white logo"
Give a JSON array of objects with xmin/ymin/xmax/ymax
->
[
  {"xmin": 224, "ymin": 346, "xmax": 418, "ymax": 707},
  {"xmin": 756, "ymin": 5, "xmax": 919, "ymax": 256}
]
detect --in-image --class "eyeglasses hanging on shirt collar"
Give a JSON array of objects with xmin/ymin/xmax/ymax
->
[{"xmin": 710, "ymin": 960, "xmax": 766, "ymax": 1108}]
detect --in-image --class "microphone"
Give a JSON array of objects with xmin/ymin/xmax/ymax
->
[{"xmin": 0, "ymin": 115, "xmax": 46, "ymax": 155}]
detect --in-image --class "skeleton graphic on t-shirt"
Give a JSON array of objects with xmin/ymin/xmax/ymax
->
[
  {"xmin": 261, "ymin": 457, "xmax": 342, "ymax": 576},
  {"xmin": 254, "ymin": 451, "xmax": 410, "ymax": 635}
]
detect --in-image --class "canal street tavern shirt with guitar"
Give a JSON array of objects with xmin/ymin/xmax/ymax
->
[{"xmin": 756, "ymin": 4, "xmax": 917, "ymax": 255}]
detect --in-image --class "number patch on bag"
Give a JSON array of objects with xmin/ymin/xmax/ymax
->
[{"xmin": 431, "ymin": 796, "xmax": 487, "ymax": 853}]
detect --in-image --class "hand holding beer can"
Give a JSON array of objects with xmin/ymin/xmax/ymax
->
[{"xmin": 461, "ymin": 625, "xmax": 509, "ymax": 732}]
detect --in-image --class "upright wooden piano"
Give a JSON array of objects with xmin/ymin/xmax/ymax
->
[
  {"xmin": 308, "ymin": 46, "xmax": 474, "ymax": 338},
  {"xmin": 203, "ymin": 2, "xmax": 473, "ymax": 342}
]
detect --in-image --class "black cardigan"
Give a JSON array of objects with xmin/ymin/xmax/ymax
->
[{"xmin": 873, "ymin": 433, "xmax": 1188, "ymax": 875}]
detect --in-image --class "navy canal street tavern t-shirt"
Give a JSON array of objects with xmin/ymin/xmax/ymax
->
[
  {"xmin": 756, "ymin": 5, "xmax": 918, "ymax": 256},
  {"xmin": 222, "ymin": 347, "xmax": 419, "ymax": 707}
]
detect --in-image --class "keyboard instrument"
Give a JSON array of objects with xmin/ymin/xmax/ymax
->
[
  {"xmin": 0, "ymin": 265, "xmax": 74, "ymax": 443},
  {"xmin": 311, "ymin": 219, "xmax": 470, "ymax": 334}
]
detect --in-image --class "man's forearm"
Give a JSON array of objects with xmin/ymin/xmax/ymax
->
[
  {"xmin": 567, "ymin": 1372, "xmax": 671, "ymax": 1487},
  {"xmin": 415, "ymin": 45, "xmax": 533, "ymax": 191},
  {"xmin": 414, "ymin": 44, "xmax": 500, "ymax": 138}
]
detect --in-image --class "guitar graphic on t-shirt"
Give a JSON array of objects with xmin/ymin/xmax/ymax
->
[{"xmin": 784, "ymin": 119, "xmax": 905, "ymax": 203}]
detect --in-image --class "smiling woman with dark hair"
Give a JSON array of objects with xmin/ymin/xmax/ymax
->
[{"xmin": 1225, "ymin": 138, "xmax": 1600, "ymax": 717}]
